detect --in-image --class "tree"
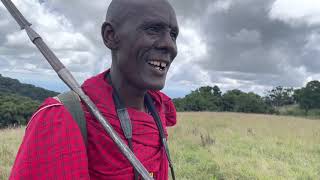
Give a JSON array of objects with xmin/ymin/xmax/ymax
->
[
  {"xmin": 221, "ymin": 89, "xmax": 242, "ymax": 111},
  {"xmin": 0, "ymin": 92, "xmax": 40, "ymax": 128},
  {"xmin": 173, "ymin": 86, "xmax": 273, "ymax": 114},
  {"xmin": 265, "ymin": 86, "xmax": 294, "ymax": 107},
  {"xmin": 222, "ymin": 90, "xmax": 273, "ymax": 113},
  {"xmin": 294, "ymin": 80, "xmax": 320, "ymax": 113},
  {"xmin": 173, "ymin": 86, "xmax": 222, "ymax": 111}
]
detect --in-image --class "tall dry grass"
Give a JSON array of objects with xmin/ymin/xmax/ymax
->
[
  {"xmin": 0, "ymin": 127, "xmax": 24, "ymax": 180},
  {"xmin": 169, "ymin": 112, "xmax": 320, "ymax": 179}
]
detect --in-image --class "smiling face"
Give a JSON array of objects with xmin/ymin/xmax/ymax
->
[{"xmin": 104, "ymin": 0, "xmax": 179, "ymax": 91}]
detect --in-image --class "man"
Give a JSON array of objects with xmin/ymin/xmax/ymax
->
[{"xmin": 10, "ymin": 0, "xmax": 179, "ymax": 179}]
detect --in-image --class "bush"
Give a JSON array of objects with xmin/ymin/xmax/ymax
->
[{"xmin": 0, "ymin": 92, "xmax": 40, "ymax": 128}]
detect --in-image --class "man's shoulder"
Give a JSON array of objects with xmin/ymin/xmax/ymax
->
[
  {"xmin": 149, "ymin": 90, "xmax": 177, "ymax": 127},
  {"xmin": 148, "ymin": 90, "xmax": 174, "ymax": 106},
  {"xmin": 81, "ymin": 71, "xmax": 113, "ymax": 99},
  {"xmin": 81, "ymin": 71, "xmax": 109, "ymax": 90},
  {"xmin": 26, "ymin": 97, "xmax": 75, "ymax": 131},
  {"xmin": 11, "ymin": 97, "xmax": 89, "ymax": 180}
]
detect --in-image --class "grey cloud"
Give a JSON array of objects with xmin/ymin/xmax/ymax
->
[
  {"xmin": 1, "ymin": 0, "xmax": 320, "ymax": 96},
  {"xmin": 0, "ymin": 0, "xmax": 108, "ymax": 82},
  {"xmin": 169, "ymin": 0, "xmax": 320, "ymax": 91}
]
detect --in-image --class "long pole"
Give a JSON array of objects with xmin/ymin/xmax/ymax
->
[{"xmin": 0, "ymin": 1, "xmax": 153, "ymax": 179}]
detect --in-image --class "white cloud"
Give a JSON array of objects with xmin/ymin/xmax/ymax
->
[
  {"xmin": 168, "ymin": 20, "xmax": 208, "ymax": 83},
  {"xmin": 207, "ymin": 0, "xmax": 233, "ymax": 14},
  {"xmin": 270, "ymin": 0, "xmax": 320, "ymax": 26},
  {"xmin": 1, "ymin": 0, "xmax": 106, "ymax": 86},
  {"xmin": 5, "ymin": 31, "xmax": 31, "ymax": 48}
]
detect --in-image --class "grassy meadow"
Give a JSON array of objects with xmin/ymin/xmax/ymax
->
[
  {"xmin": 1, "ymin": 112, "xmax": 320, "ymax": 179},
  {"xmin": 0, "ymin": 127, "xmax": 25, "ymax": 180},
  {"xmin": 169, "ymin": 112, "xmax": 320, "ymax": 179}
]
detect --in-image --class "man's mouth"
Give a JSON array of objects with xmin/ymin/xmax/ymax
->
[{"xmin": 147, "ymin": 59, "xmax": 168, "ymax": 71}]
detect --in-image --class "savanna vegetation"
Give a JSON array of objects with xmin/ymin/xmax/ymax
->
[
  {"xmin": 170, "ymin": 112, "xmax": 320, "ymax": 179},
  {"xmin": 173, "ymin": 80, "xmax": 320, "ymax": 118},
  {"xmin": 0, "ymin": 74, "xmax": 58, "ymax": 102},
  {"xmin": 0, "ymin": 74, "xmax": 58, "ymax": 128},
  {"xmin": 1, "ymin": 73, "xmax": 320, "ymax": 128},
  {"xmin": 1, "ymin": 112, "xmax": 319, "ymax": 179},
  {"xmin": 0, "ymin": 92, "xmax": 40, "ymax": 128}
]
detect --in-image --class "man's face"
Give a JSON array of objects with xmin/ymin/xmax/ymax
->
[{"xmin": 114, "ymin": 1, "xmax": 179, "ymax": 90}]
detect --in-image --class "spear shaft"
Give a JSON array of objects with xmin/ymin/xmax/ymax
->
[{"xmin": 1, "ymin": 0, "xmax": 153, "ymax": 179}]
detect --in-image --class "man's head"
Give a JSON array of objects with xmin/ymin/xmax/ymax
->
[{"xmin": 102, "ymin": 0, "xmax": 179, "ymax": 91}]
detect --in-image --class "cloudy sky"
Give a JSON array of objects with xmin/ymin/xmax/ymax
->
[{"xmin": 0, "ymin": 0, "xmax": 320, "ymax": 98}]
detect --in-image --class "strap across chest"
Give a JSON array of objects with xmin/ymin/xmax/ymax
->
[{"xmin": 106, "ymin": 73, "xmax": 175, "ymax": 180}]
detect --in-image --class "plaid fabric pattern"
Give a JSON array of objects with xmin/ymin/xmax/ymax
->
[
  {"xmin": 9, "ymin": 99, "xmax": 90, "ymax": 180},
  {"xmin": 10, "ymin": 70, "xmax": 177, "ymax": 180}
]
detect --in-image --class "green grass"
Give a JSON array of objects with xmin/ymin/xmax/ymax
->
[
  {"xmin": 169, "ymin": 112, "xmax": 320, "ymax": 179},
  {"xmin": 0, "ymin": 127, "xmax": 25, "ymax": 180},
  {"xmin": 1, "ymin": 112, "xmax": 320, "ymax": 179},
  {"xmin": 277, "ymin": 105, "xmax": 320, "ymax": 119}
]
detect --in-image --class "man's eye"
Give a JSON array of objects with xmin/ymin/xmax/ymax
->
[
  {"xmin": 170, "ymin": 31, "xmax": 178, "ymax": 40},
  {"xmin": 146, "ymin": 26, "xmax": 161, "ymax": 33}
]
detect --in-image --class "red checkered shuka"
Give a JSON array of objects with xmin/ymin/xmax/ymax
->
[{"xmin": 9, "ymin": 70, "xmax": 177, "ymax": 180}]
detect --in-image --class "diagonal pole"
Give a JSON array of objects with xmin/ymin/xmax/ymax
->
[{"xmin": 0, "ymin": 0, "xmax": 153, "ymax": 179}]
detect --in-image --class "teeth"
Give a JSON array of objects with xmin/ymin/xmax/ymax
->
[
  {"xmin": 149, "ymin": 61, "xmax": 158, "ymax": 66},
  {"xmin": 148, "ymin": 60, "xmax": 167, "ymax": 69}
]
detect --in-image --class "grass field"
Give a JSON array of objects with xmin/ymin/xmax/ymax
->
[
  {"xmin": 1, "ymin": 112, "xmax": 320, "ymax": 179},
  {"xmin": 0, "ymin": 127, "xmax": 24, "ymax": 180}
]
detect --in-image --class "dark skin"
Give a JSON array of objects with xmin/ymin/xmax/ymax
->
[{"xmin": 102, "ymin": 0, "xmax": 179, "ymax": 112}]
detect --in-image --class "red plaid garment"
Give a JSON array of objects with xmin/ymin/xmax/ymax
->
[{"xmin": 10, "ymin": 70, "xmax": 177, "ymax": 180}]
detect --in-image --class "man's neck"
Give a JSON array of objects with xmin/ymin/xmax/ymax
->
[{"xmin": 110, "ymin": 68, "xmax": 147, "ymax": 112}]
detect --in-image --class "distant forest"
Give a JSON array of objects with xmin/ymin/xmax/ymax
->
[
  {"xmin": 1, "ymin": 74, "xmax": 320, "ymax": 128},
  {"xmin": 0, "ymin": 74, "xmax": 58, "ymax": 128},
  {"xmin": 173, "ymin": 80, "xmax": 320, "ymax": 117}
]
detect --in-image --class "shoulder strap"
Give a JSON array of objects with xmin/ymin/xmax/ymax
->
[
  {"xmin": 145, "ymin": 94, "xmax": 175, "ymax": 180},
  {"xmin": 106, "ymin": 73, "xmax": 175, "ymax": 179},
  {"xmin": 55, "ymin": 91, "xmax": 87, "ymax": 147}
]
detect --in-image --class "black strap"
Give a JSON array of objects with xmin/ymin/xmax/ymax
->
[
  {"xmin": 106, "ymin": 73, "xmax": 175, "ymax": 180},
  {"xmin": 106, "ymin": 74, "xmax": 138, "ymax": 180},
  {"xmin": 145, "ymin": 94, "xmax": 175, "ymax": 180}
]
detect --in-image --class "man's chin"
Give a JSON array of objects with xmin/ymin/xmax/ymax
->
[
  {"xmin": 148, "ymin": 83, "xmax": 165, "ymax": 91},
  {"xmin": 144, "ymin": 80, "xmax": 165, "ymax": 91}
]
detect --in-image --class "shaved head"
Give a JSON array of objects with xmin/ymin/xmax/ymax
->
[
  {"xmin": 105, "ymin": 0, "xmax": 175, "ymax": 29},
  {"xmin": 102, "ymin": 0, "xmax": 179, "ymax": 91}
]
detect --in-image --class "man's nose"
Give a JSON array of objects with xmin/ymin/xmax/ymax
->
[{"xmin": 156, "ymin": 31, "xmax": 177, "ymax": 59}]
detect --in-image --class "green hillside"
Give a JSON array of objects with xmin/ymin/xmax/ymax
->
[
  {"xmin": 0, "ymin": 74, "xmax": 58, "ymax": 102},
  {"xmin": 0, "ymin": 74, "xmax": 59, "ymax": 128}
]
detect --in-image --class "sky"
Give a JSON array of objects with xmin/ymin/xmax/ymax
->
[{"xmin": 0, "ymin": 0, "xmax": 320, "ymax": 98}]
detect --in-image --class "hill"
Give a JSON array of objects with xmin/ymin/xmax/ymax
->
[
  {"xmin": 0, "ymin": 74, "xmax": 59, "ymax": 128},
  {"xmin": 0, "ymin": 74, "xmax": 59, "ymax": 102}
]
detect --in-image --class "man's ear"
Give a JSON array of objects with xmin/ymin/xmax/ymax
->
[{"xmin": 101, "ymin": 22, "xmax": 119, "ymax": 49}]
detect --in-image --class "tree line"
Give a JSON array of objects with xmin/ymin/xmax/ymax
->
[
  {"xmin": 173, "ymin": 80, "xmax": 320, "ymax": 115},
  {"xmin": 0, "ymin": 92, "xmax": 40, "ymax": 128},
  {"xmin": 1, "ymin": 73, "xmax": 320, "ymax": 128}
]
